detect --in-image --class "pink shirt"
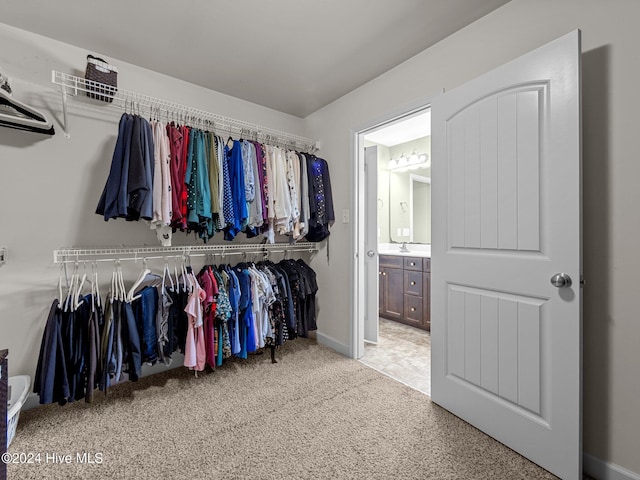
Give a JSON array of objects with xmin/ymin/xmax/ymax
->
[{"xmin": 184, "ymin": 274, "xmax": 206, "ymax": 371}]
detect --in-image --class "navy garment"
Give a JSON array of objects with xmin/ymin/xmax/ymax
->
[
  {"xmin": 86, "ymin": 302, "xmax": 103, "ymax": 403},
  {"xmin": 100, "ymin": 299, "xmax": 116, "ymax": 392},
  {"xmin": 96, "ymin": 113, "xmax": 131, "ymax": 220},
  {"xmin": 220, "ymin": 138, "xmax": 236, "ymax": 231},
  {"xmin": 163, "ymin": 287, "xmax": 179, "ymax": 359},
  {"xmin": 121, "ymin": 302, "xmax": 142, "ymax": 381},
  {"xmin": 133, "ymin": 286, "xmax": 159, "ymax": 364},
  {"xmin": 127, "ymin": 116, "xmax": 154, "ymax": 221},
  {"xmin": 306, "ymin": 155, "xmax": 335, "ymax": 241},
  {"xmin": 174, "ymin": 288, "xmax": 190, "ymax": 354},
  {"xmin": 69, "ymin": 296, "xmax": 91, "ymax": 402},
  {"xmin": 34, "ymin": 299, "xmax": 70, "ymax": 405},
  {"xmin": 96, "ymin": 113, "xmax": 156, "ymax": 222}
]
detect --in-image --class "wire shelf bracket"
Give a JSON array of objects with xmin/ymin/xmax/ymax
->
[
  {"xmin": 53, "ymin": 242, "xmax": 318, "ymax": 264},
  {"xmin": 51, "ymin": 70, "xmax": 320, "ymax": 152}
]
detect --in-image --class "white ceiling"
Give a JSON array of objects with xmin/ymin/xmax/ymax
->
[
  {"xmin": 1, "ymin": 0, "xmax": 510, "ymax": 118},
  {"xmin": 365, "ymin": 110, "xmax": 431, "ymax": 147}
]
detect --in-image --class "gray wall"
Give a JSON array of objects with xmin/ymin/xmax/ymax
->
[{"xmin": 305, "ymin": 0, "xmax": 640, "ymax": 474}]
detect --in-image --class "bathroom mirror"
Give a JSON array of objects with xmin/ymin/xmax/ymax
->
[{"xmin": 388, "ymin": 171, "xmax": 431, "ymax": 244}]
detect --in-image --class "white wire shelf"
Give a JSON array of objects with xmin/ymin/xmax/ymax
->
[
  {"xmin": 53, "ymin": 242, "xmax": 318, "ymax": 264},
  {"xmin": 50, "ymin": 70, "xmax": 320, "ymax": 152}
]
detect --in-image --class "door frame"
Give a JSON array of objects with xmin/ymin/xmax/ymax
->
[{"xmin": 350, "ymin": 95, "xmax": 438, "ymax": 359}]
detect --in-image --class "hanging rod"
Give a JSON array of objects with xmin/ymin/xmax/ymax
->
[
  {"xmin": 53, "ymin": 242, "xmax": 318, "ymax": 264},
  {"xmin": 50, "ymin": 70, "xmax": 320, "ymax": 152}
]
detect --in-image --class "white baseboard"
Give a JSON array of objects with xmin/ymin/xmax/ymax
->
[
  {"xmin": 584, "ymin": 453, "xmax": 640, "ymax": 480},
  {"xmin": 316, "ymin": 332, "xmax": 350, "ymax": 357}
]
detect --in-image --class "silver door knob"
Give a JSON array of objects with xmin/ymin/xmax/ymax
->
[
  {"xmin": 550, "ymin": 273, "xmax": 572, "ymax": 288},
  {"xmin": 367, "ymin": 250, "xmax": 376, "ymax": 257}
]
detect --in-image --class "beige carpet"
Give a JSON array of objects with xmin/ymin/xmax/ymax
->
[{"xmin": 8, "ymin": 338, "xmax": 557, "ymax": 480}]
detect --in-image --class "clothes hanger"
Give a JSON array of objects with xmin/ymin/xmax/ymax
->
[
  {"xmin": 63, "ymin": 261, "xmax": 78, "ymax": 312},
  {"xmin": 57, "ymin": 262, "xmax": 66, "ymax": 304},
  {"xmin": 92, "ymin": 261, "xmax": 101, "ymax": 309},
  {"xmin": 110, "ymin": 261, "xmax": 117, "ymax": 303},
  {"xmin": 117, "ymin": 261, "xmax": 126, "ymax": 302},
  {"xmin": 0, "ymin": 87, "xmax": 55, "ymax": 135},
  {"xmin": 181, "ymin": 255, "xmax": 192, "ymax": 292},
  {"xmin": 74, "ymin": 262, "xmax": 90, "ymax": 311},
  {"xmin": 128, "ymin": 257, "xmax": 151, "ymax": 302},
  {"xmin": 90, "ymin": 262, "xmax": 97, "ymax": 313},
  {"xmin": 162, "ymin": 257, "xmax": 175, "ymax": 293},
  {"xmin": 173, "ymin": 258, "xmax": 181, "ymax": 291}
]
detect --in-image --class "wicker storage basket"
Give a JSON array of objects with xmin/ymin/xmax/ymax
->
[{"xmin": 85, "ymin": 55, "xmax": 118, "ymax": 102}]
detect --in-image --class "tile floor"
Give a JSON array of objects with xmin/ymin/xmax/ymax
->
[{"xmin": 359, "ymin": 317, "xmax": 431, "ymax": 395}]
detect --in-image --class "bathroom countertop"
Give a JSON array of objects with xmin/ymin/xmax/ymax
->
[{"xmin": 377, "ymin": 250, "xmax": 431, "ymax": 258}]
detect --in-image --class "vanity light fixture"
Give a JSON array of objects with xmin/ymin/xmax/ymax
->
[{"xmin": 388, "ymin": 151, "xmax": 430, "ymax": 171}]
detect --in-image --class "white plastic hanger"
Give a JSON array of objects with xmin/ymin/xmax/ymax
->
[
  {"xmin": 74, "ymin": 269, "xmax": 88, "ymax": 311},
  {"xmin": 162, "ymin": 258, "xmax": 175, "ymax": 293},
  {"xmin": 0, "ymin": 88, "xmax": 55, "ymax": 135},
  {"xmin": 93, "ymin": 261, "xmax": 101, "ymax": 309},
  {"xmin": 181, "ymin": 255, "xmax": 192, "ymax": 292},
  {"xmin": 63, "ymin": 262, "xmax": 79, "ymax": 312},
  {"xmin": 57, "ymin": 263, "xmax": 65, "ymax": 305},
  {"xmin": 117, "ymin": 262, "xmax": 126, "ymax": 302},
  {"xmin": 128, "ymin": 258, "xmax": 151, "ymax": 302}
]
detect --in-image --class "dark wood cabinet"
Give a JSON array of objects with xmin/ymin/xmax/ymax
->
[
  {"xmin": 379, "ymin": 255, "xmax": 404, "ymax": 321},
  {"xmin": 379, "ymin": 255, "xmax": 430, "ymax": 331}
]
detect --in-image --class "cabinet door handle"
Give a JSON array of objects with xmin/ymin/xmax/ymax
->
[
  {"xmin": 382, "ymin": 272, "xmax": 387, "ymax": 276},
  {"xmin": 410, "ymin": 281, "xmax": 416, "ymax": 286},
  {"xmin": 410, "ymin": 262, "xmax": 416, "ymax": 266},
  {"xmin": 411, "ymin": 307, "xmax": 416, "ymax": 312}
]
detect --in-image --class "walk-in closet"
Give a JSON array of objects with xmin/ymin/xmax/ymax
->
[{"xmin": 2, "ymin": 2, "xmax": 635, "ymax": 480}]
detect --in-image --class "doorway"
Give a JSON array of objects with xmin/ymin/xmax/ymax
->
[{"xmin": 356, "ymin": 106, "xmax": 432, "ymax": 395}]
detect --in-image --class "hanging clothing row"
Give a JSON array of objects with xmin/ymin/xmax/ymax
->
[
  {"xmin": 95, "ymin": 113, "xmax": 334, "ymax": 245},
  {"xmin": 33, "ymin": 257, "xmax": 318, "ymax": 406}
]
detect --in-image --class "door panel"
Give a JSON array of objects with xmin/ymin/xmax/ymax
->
[
  {"xmin": 431, "ymin": 30, "xmax": 582, "ymax": 479},
  {"xmin": 364, "ymin": 146, "xmax": 379, "ymax": 343}
]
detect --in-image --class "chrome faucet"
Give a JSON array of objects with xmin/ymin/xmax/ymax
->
[{"xmin": 399, "ymin": 242, "xmax": 410, "ymax": 253}]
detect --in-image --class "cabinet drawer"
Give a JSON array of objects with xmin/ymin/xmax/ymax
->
[
  {"xmin": 403, "ymin": 257, "xmax": 423, "ymax": 271},
  {"xmin": 379, "ymin": 255, "xmax": 404, "ymax": 269},
  {"xmin": 423, "ymin": 258, "xmax": 431, "ymax": 272},
  {"xmin": 404, "ymin": 295, "xmax": 424, "ymax": 324},
  {"xmin": 404, "ymin": 271, "xmax": 423, "ymax": 296}
]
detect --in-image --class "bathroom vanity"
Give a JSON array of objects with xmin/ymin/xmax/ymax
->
[{"xmin": 379, "ymin": 254, "xmax": 430, "ymax": 331}]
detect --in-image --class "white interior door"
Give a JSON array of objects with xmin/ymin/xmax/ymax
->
[
  {"xmin": 431, "ymin": 30, "xmax": 582, "ymax": 480},
  {"xmin": 364, "ymin": 146, "xmax": 379, "ymax": 344}
]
